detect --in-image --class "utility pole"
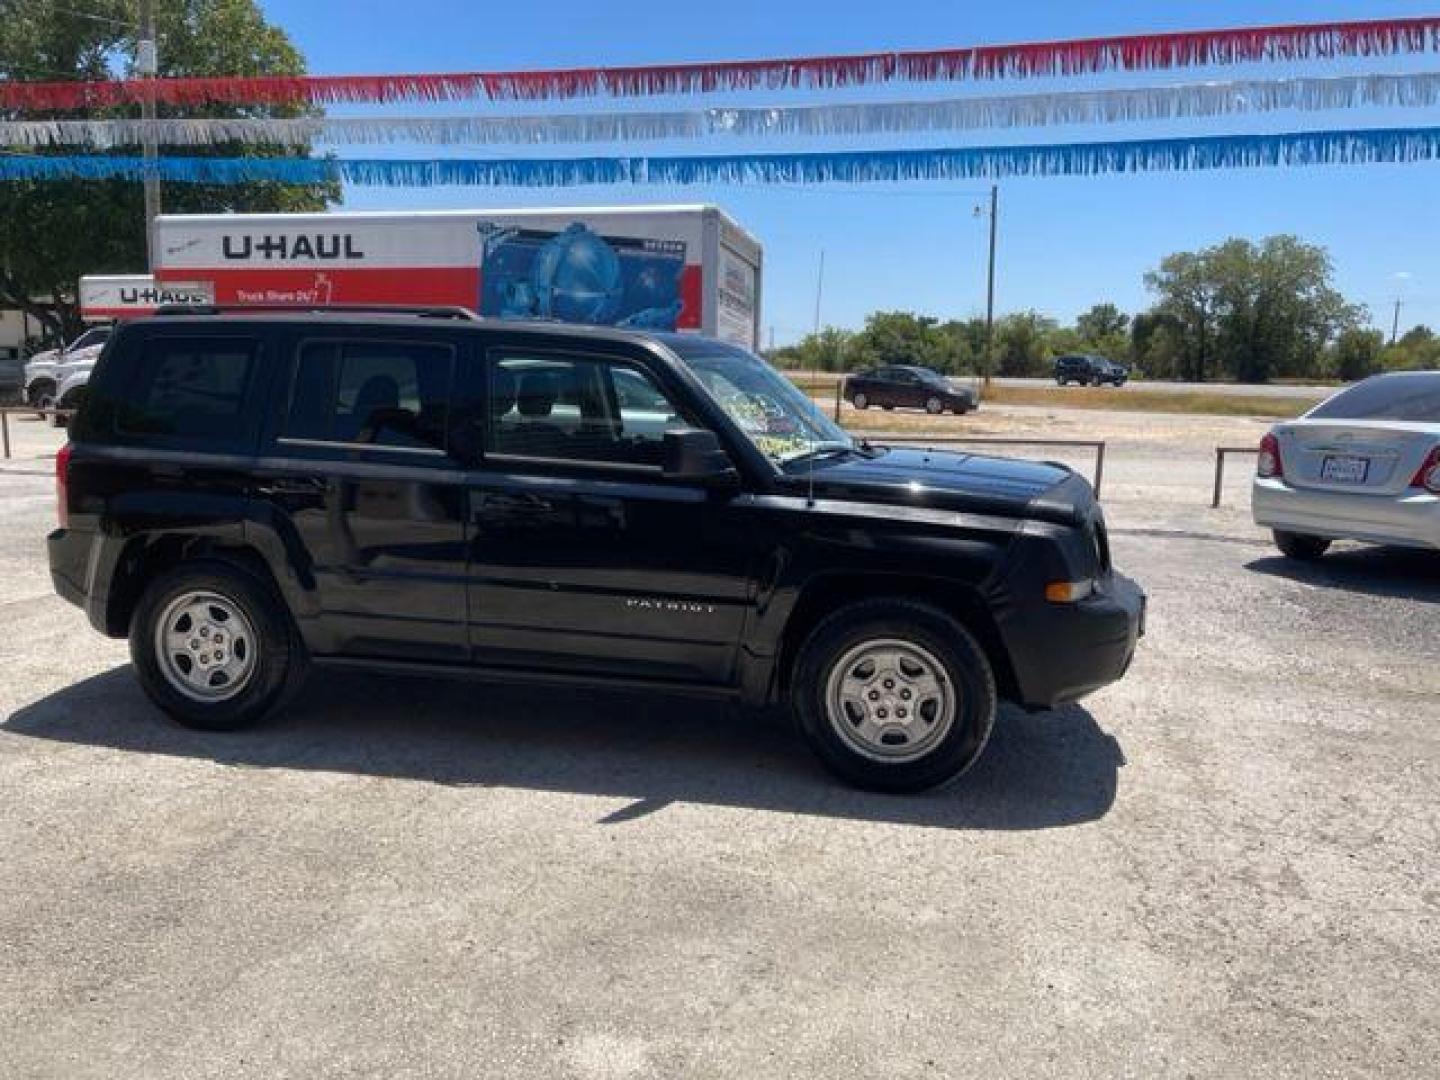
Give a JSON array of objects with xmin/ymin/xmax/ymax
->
[
  {"xmin": 812, "ymin": 250, "xmax": 826, "ymax": 336},
  {"xmin": 137, "ymin": 0, "xmax": 160, "ymax": 272},
  {"xmin": 983, "ymin": 184, "xmax": 999, "ymax": 389},
  {"xmin": 1391, "ymin": 298, "xmax": 1403, "ymax": 345}
]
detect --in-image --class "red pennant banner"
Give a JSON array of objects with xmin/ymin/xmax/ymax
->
[{"xmin": 1, "ymin": 17, "xmax": 1436, "ymax": 110}]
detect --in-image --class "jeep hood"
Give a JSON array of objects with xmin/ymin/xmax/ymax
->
[{"xmin": 786, "ymin": 446, "xmax": 1092, "ymax": 524}]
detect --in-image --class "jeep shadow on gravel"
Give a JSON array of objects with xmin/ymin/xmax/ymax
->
[{"xmin": 49, "ymin": 307, "xmax": 1144, "ymax": 792}]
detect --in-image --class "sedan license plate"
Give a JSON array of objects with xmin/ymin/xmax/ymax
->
[{"xmin": 1321, "ymin": 455, "xmax": 1369, "ymax": 484}]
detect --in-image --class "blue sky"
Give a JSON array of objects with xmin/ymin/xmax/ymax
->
[{"xmin": 257, "ymin": 0, "xmax": 1439, "ymax": 344}]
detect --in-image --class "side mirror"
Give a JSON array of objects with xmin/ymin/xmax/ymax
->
[{"xmin": 662, "ymin": 428, "xmax": 739, "ymax": 486}]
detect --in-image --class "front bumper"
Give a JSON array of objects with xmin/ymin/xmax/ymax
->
[
  {"xmin": 1253, "ymin": 478, "xmax": 1439, "ymax": 551},
  {"xmin": 998, "ymin": 572, "xmax": 1146, "ymax": 709}
]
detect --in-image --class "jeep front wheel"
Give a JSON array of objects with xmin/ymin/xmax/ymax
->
[
  {"xmin": 130, "ymin": 561, "xmax": 307, "ymax": 731},
  {"xmin": 792, "ymin": 599, "xmax": 996, "ymax": 793}
]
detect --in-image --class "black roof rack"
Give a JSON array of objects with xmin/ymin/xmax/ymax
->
[{"xmin": 152, "ymin": 303, "xmax": 480, "ymax": 321}]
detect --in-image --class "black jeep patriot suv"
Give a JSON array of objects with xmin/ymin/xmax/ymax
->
[{"xmin": 50, "ymin": 309, "xmax": 1143, "ymax": 792}]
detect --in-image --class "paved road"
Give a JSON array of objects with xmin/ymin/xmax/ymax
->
[{"xmin": 1, "ymin": 417, "xmax": 1436, "ymax": 1079}]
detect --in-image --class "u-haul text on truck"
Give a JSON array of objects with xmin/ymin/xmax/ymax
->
[
  {"xmin": 154, "ymin": 205, "xmax": 763, "ymax": 349},
  {"xmin": 78, "ymin": 275, "xmax": 214, "ymax": 321}
]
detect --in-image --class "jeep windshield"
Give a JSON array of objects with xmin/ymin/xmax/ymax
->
[{"xmin": 662, "ymin": 337, "xmax": 854, "ymax": 465}]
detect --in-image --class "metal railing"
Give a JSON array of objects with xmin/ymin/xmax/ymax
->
[
  {"xmin": 1211, "ymin": 446, "xmax": 1259, "ymax": 507},
  {"xmin": 0, "ymin": 406, "xmax": 74, "ymax": 460},
  {"xmin": 862, "ymin": 433, "xmax": 1107, "ymax": 497}
]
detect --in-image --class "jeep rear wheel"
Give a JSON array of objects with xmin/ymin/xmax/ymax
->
[
  {"xmin": 852, "ymin": 392, "xmax": 869, "ymax": 410},
  {"xmin": 925, "ymin": 396, "xmax": 944, "ymax": 415},
  {"xmin": 130, "ymin": 561, "xmax": 307, "ymax": 731},
  {"xmin": 792, "ymin": 599, "xmax": 996, "ymax": 793}
]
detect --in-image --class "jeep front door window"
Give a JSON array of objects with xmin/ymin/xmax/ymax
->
[{"xmin": 488, "ymin": 352, "xmax": 688, "ymax": 467}]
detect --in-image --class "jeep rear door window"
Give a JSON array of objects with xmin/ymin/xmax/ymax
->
[
  {"xmin": 489, "ymin": 353, "xmax": 686, "ymax": 467},
  {"xmin": 116, "ymin": 335, "xmax": 257, "ymax": 442},
  {"xmin": 286, "ymin": 340, "xmax": 454, "ymax": 452},
  {"xmin": 1307, "ymin": 373, "xmax": 1440, "ymax": 423}
]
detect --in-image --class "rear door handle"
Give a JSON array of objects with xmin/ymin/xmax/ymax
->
[{"xmin": 259, "ymin": 477, "xmax": 327, "ymax": 495}]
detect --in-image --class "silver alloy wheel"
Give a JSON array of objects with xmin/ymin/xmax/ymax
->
[
  {"xmin": 854, "ymin": 392, "xmax": 868, "ymax": 410},
  {"xmin": 824, "ymin": 637, "xmax": 956, "ymax": 763},
  {"xmin": 926, "ymin": 396, "xmax": 943, "ymax": 414},
  {"xmin": 154, "ymin": 590, "xmax": 258, "ymax": 702}
]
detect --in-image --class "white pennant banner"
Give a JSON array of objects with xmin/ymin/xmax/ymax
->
[{"xmin": 2, "ymin": 72, "xmax": 1437, "ymax": 148}]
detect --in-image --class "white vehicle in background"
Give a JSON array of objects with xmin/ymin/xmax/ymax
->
[
  {"xmin": 23, "ymin": 325, "xmax": 112, "ymax": 414},
  {"xmin": 1253, "ymin": 371, "xmax": 1440, "ymax": 558}
]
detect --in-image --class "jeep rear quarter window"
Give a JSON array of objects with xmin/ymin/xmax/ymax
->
[{"xmin": 112, "ymin": 334, "xmax": 260, "ymax": 444}]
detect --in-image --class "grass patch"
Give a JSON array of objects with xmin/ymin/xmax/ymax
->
[
  {"xmin": 785, "ymin": 373, "xmax": 1320, "ymax": 419},
  {"xmin": 979, "ymin": 385, "xmax": 1320, "ymax": 419}
]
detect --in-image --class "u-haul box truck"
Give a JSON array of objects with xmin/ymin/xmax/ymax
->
[
  {"xmin": 153, "ymin": 205, "xmax": 763, "ymax": 349},
  {"xmin": 78, "ymin": 275, "xmax": 214, "ymax": 321}
]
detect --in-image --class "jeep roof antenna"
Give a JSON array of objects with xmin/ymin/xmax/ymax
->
[{"xmin": 807, "ymin": 249, "xmax": 825, "ymax": 509}]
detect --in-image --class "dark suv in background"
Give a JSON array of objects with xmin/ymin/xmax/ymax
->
[
  {"xmin": 50, "ymin": 309, "xmax": 1143, "ymax": 792},
  {"xmin": 843, "ymin": 365, "xmax": 978, "ymax": 414},
  {"xmin": 1055, "ymin": 355, "xmax": 1128, "ymax": 387}
]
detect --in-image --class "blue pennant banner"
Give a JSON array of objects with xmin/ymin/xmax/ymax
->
[{"xmin": 1, "ymin": 127, "xmax": 1436, "ymax": 186}]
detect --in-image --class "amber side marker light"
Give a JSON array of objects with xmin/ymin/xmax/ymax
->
[{"xmin": 1045, "ymin": 580, "xmax": 1094, "ymax": 603}]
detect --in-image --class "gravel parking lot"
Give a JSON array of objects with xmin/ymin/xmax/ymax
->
[{"xmin": 2, "ymin": 410, "xmax": 1437, "ymax": 1079}]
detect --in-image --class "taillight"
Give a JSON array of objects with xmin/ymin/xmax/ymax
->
[
  {"xmin": 1411, "ymin": 446, "xmax": 1440, "ymax": 494},
  {"xmin": 1257, "ymin": 432, "xmax": 1284, "ymax": 479},
  {"xmin": 56, "ymin": 442, "xmax": 72, "ymax": 528}
]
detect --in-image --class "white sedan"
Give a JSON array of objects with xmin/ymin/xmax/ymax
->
[{"xmin": 1253, "ymin": 371, "xmax": 1440, "ymax": 559}]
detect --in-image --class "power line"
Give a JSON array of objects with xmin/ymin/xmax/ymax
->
[{"xmin": 48, "ymin": 4, "xmax": 136, "ymax": 28}]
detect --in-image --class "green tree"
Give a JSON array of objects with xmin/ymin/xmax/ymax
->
[
  {"xmin": 1140, "ymin": 236, "xmax": 1361, "ymax": 383},
  {"xmin": 1331, "ymin": 328, "xmax": 1385, "ymax": 382},
  {"xmin": 994, "ymin": 310, "xmax": 1057, "ymax": 377},
  {"xmin": 936, "ymin": 317, "xmax": 988, "ymax": 374},
  {"xmin": 1209, "ymin": 236, "xmax": 1361, "ymax": 382},
  {"xmin": 771, "ymin": 327, "xmax": 856, "ymax": 372},
  {"xmin": 1074, "ymin": 302, "xmax": 1131, "ymax": 360},
  {"xmin": 1381, "ymin": 325, "xmax": 1440, "ymax": 371},
  {"xmin": 1142, "ymin": 251, "xmax": 1220, "ymax": 382},
  {"xmin": 848, "ymin": 310, "xmax": 951, "ymax": 372},
  {"xmin": 0, "ymin": 0, "xmax": 336, "ymax": 341}
]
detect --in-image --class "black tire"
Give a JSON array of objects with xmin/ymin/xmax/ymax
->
[
  {"xmin": 29, "ymin": 381, "xmax": 56, "ymax": 419},
  {"xmin": 925, "ymin": 396, "xmax": 944, "ymax": 415},
  {"xmin": 853, "ymin": 392, "xmax": 869, "ymax": 410},
  {"xmin": 129, "ymin": 560, "xmax": 308, "ymax": 731},
  {"xmin": 1056, "ymin": 377, "xmax": 1067, "ymax": 387},
  {"xmin": 1274, "ymin": 530, "xmax": 1331, "ymax": 561},
  {"xmin": 791, "ymin": 599, "xmax": 997, "ymax": 793}
]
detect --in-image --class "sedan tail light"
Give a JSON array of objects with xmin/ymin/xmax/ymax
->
[
  {"xmin": 1257, "ymin": 432, "xmax": 1284, "ymax": 479},
  {"xmin": 1410, "ymin": 446, "xmax": 1440, "ymax": 494},
  {"xmin": 56, "ymin": 442, "xmax": 72, "ymax": 527}
]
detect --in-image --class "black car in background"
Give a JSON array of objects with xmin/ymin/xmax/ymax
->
[
  {"xmin": 1055, "ymin": 355, "xmax": 1128, "ymax": 387},
  {"xmin": 49, "ymin": 310, "xmax": 1143, "ymax": 792},
  {"xmin": 843, "ymin": 365, "xmax": 978, "ymax": 414}
]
